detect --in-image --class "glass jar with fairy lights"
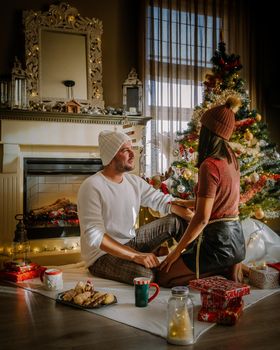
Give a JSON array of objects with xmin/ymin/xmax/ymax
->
[{"xmin": 167, "ymin": 286, "xmax": 194, "ymax": 345}]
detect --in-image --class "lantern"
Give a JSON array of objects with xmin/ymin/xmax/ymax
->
[{"xmin": 12, "ymin": 214, "xmax": 30, "ymax": 263}]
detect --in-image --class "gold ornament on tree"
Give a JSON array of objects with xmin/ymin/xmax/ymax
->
[
  {"xmin": 244, "ymin": 129, "xmax": 253, "ymax": 141},
  {"xmin": 255, "ymin": 114, "xmax": 262, "ymax": 122},
  {"xmin": 254, "ymin": 207, "xmax": 264, "ymax": 220},
  {"xmin": 183, "ymin": 169, "xmax": 192, "ymax": 180}
]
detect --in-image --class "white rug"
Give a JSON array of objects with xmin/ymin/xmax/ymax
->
[{"xmin": 14, "ymin": 261, "xmax": 280, "ymax": 343}]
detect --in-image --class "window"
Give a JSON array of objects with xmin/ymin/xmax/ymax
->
[
  {"xmin": 146, "ymin": 7, "xmax": 221, "ymax": 67},
  {"xmin": 144, "ymin": 3, "xmax": 222, "ymax": 176}
]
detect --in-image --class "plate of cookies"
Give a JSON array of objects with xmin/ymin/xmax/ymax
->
[{"xmin": 56, "ymin": 280, "xmax": 117, "ymax": 309}]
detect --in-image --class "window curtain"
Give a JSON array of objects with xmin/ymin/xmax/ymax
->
[{"xmin": 140, "ymin": 0, "xmax": 256, "ymax": 176}]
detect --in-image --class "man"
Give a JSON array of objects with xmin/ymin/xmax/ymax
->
[{"xmin": 77, "ymin": 130, "xmax": 193, "ymax": 284}]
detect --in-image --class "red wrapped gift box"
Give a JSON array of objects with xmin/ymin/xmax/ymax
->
[
  {"xmin": 3, "ymin": 260, "xmax": 39, "ymax": 273},
  {"xmin": 190, "ymin": 276, "xmax": 250, "ymax": 326},
  {"xmin": 200, "ymin": 292, "xmax": 243, "ymax": 310},
  {"xmin": 0, "ymin": 263, "xmax": 46, "ymax": 282},
  {"xmin": 198, "ymin": 301, "xmax": 244, "ymax": 325},
  {"xmin": 189, "ymin": 276, "xmax": 250, "ymax": 300}
]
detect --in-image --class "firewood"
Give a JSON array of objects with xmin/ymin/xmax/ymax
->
[{"xmin": 31, "ymin": 198, "xmax": 71, "ymax": 216}]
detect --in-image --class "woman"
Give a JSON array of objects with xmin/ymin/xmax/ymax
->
[{"xmin": 157, "ymin": 96, "xmax": 245, "ymax": 287}]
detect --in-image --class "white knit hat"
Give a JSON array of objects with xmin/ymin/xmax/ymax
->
[{"xmin": 98, "ymin": 130, "xmax": 132, "ymax": 165}]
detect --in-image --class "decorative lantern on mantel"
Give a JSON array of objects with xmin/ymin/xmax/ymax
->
[
  {"xmin": 10, "ymin": 57, "xmax": 28, "ymax": 109},
  {"xmin": 11, "ymin": 214, "xmax": 30, "ymax": 264},
  {"xmin": 0, "ymin": 76, "xmax": 9, "ymax": 108},
  {"xmin": 122, "ymin": 68, "xmax": 143, "ymax": 116}
]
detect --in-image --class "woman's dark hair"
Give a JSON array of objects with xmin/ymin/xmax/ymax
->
[{"xmin": 197, "ymin": 125, "xmax": 238, "ymax": 169}]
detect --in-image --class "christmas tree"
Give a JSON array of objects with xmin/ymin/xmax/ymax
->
[{"xmin": 167, "ymin": 41, "xmax": 280, "ymax": 221}]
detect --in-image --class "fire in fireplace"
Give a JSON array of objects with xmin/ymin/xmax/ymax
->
[{"xmin": 23, "ymin": 157, "xmax": 103, "ymax": 239}]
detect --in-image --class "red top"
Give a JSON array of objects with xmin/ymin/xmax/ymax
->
[{"xmin": 195, "ymin": 157, "xmax": 240, "ymax": 220}]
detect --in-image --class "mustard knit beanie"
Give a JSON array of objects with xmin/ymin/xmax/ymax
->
[
  {"xmin": 98, "ymin": 130, "xmax": 131, "ymax": 165},
  {"xmin": 200, "ymin": 96, "xmax": 241, "ymax": 140}
]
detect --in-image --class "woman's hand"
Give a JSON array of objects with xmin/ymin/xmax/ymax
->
[{"xmin": 159, "ymin": 248, "xmax": 181, "ymax": 272}]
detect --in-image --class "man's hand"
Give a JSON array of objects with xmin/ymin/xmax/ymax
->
[
  {"xmin": 100, "ymin": 234, "xmax": 160, "ymax": 268},
  {"xmin": 184, "ymin": 208, "xmax": 194, "ymax": 221},
  {"xmin": 171, "ymin": 203, "xmax": 194, "ymax": 222},
  {"xmin": 172, "ymin": 199, "xmax": 195, "ymax": 208},
  {"xmin": 133, "ymin": 252, "xmax": 160, "ymax": 268}
]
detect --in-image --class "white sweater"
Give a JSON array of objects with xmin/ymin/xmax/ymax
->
[{"xmin": 77, "ymin": 172, "xmax": 173, "ymax": 267}]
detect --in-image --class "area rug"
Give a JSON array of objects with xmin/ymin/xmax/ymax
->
[{"xmin": 13, "ymin": 261, "xmax": 280, "ymax": 343}]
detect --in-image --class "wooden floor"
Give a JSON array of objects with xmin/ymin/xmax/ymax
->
[{"xmin": 0, "ymin": 281, "xmax": 279, "ymax": 350}]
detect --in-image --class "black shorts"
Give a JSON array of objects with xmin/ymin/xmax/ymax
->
[{"xmin": 181, "ymin": 220, "xmax": 245, "ymax": 273}]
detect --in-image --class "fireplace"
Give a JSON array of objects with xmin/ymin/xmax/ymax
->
[{"xmin": 23, "ymin": 157, "xmax": 103, "ymax": 239}]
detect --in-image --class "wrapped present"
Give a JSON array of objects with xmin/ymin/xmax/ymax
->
[
  {"xmin": 249, "ymin": 266, "xmax": 279, "ymax": 289},
  {"xmin": 198, "ymin": 308, "xmax": 218, "ymax": 323},
  {"xmin": 267, "ymin": 263, "xmax": 280, "ymax": 283},
  {"xmin": 191, "ymin": 276, "xmax": 248, "ymax": 326},
  {"xmin": 0, "ymin": 263, "xmax": 46, "ymax": 282},
  {"xmin": 189, "ymin": 276, "xmax": 250, "ymax": 300},
  {"xmin": 198, "ymin": 301, "xmax": 244, "ymax": 325},
  {"xmin": 3, "ymin": 260, "xmax": 39, "ymax": 273},
  {"xmin": 200, "ymin": 292, "xmax": 242, "ymax": 311},
  {"xmin": 217, "ymin": 301, "xmax": 244, "ymax": 325}
]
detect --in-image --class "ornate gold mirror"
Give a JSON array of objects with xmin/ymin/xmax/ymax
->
[{"xmin": 23, "ymin": 2, "xmax": 104, "ymax": 109}]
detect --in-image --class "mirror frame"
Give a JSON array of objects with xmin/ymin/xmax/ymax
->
[{"xmin": 23, "ymin": 2, "xmax": 104, "ymax": 108}]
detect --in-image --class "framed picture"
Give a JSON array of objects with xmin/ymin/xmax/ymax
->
[{"xmin": 123, "ymin": 68, "xmax": 142, "ymax": 115}]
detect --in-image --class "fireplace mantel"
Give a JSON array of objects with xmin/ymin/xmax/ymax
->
[{"xmin": 0, "ymin": 109, "xmax": 152, "ymax": 126}]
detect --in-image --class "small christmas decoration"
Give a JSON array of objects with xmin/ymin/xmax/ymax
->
[
  {"xmin": 183, "ymin": 169, "xmax": 192, "ymax": 180},
  {"xmin": 255, "ymin": 113, "xmax": 262, "ymax": 122},
  {"xmin": 250, "ymin": 172, "xmax": 260, "ymax": 183},
  {"xmin": 254, "ymin": 207, "xmax": 265, "ymax": 220},
  {"xmin": 65, "ymin": 99, "xmax": 81, "ymax": 113},
  {"xmin": 177, "ymin": 184, "xmax": 186, "ymax": 193},
  {"xmin": 244, "ymin": 129, "xmax": 253, "ymax": 141}
]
